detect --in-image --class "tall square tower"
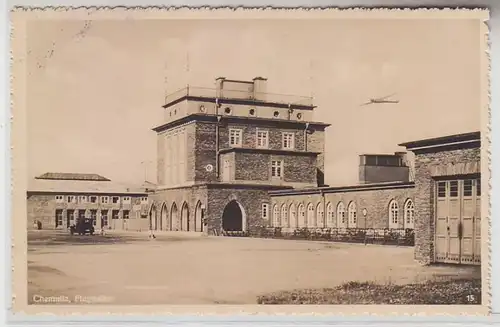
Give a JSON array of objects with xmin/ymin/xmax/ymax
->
[{"xmin": 149, "ymin": 77, "xmax": 330, "ymax": 234}]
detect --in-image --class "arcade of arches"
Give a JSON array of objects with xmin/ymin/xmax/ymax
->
[
  {"xmin": 148, "ymin": 201, "xmax": 205, "ymax": 232},
  {"xmin": 148, "ymin": 199, "xmax": 247, "ymax": 233}
]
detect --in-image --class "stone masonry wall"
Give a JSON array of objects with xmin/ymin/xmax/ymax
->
[
  {"xmin": 413, "ymin": 147, "xmax": 481, "ymax": 264},
  {"xmin": 205, "ymin": 186, "xmax": 272, "ymax": 234}
]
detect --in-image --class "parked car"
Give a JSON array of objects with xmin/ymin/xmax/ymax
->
[{"xmin": 70, "ymin": 218, "xmax": 95, "ymax": 236}]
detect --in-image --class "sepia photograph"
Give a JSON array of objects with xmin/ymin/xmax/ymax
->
[{"xmin": 10, "ymin": 8, "xmax": 490, "ymax": 315}]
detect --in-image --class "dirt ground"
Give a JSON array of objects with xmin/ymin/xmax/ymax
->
[{"xmin": 27, "ymin": 230, "xmax": 480, "ymax": 305}]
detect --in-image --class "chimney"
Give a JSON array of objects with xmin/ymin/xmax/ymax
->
[
  {"xmin": 253, "ymin": 77, "xmax": 267, "ymax": 101},
  {"xmin": 215, "ymin": 77, "xmax": 226, "ymax": 98}
]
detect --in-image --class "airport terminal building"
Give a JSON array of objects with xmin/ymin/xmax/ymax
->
[{"xmin": 26, "ymin": 77, "xmax": 482, "ymax": 265}]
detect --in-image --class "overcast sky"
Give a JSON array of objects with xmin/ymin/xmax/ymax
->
[{"xmin": 26, "ymin": 17, "xmax": 482, "ymax": 186}]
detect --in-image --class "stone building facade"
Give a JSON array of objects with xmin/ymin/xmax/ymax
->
[
  {"xmin": 399, "ymin": 132, "xmax": 482, "ymax": 265},
  {"xmin": 148, "ymin": 77, "xmax": 330, "ymax": 234},
  {"xmin": 27, "ymin": 173, "xmax": 150, "ymax": 231}
]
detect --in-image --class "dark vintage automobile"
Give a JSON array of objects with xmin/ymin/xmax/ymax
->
[{"xmin": 70, "ymin": 218, "xmax": 95, "ymax": 236}]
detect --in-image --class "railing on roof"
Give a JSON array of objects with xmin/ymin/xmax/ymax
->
[{"xmin": 164, "ymin": 86, "xmax": 314, "ymax": 107}]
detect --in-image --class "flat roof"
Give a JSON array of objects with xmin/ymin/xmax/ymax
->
[
  {"xmin": 398, "ymin": 131, "xmax": 480, "ymax": 149},
  {"xmin": 152, "ymin": 114, "xmax": 331, "ymax": 133},
  {"xmin": 27, "ymin": 178, "xmax": 148, "ymax": 195}
]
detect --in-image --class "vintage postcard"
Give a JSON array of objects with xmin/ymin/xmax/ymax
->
[{"xmin": 10, "ymin": 7, "xmax": 490, "ymax": 316}]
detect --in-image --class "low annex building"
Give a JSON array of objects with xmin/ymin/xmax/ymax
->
[{"xmin": 27, "ymin": 172, "xmax": 151, "ymax": 231}]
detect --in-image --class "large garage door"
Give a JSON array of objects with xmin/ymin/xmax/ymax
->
[{"xmin": 435, "ymin": 178, "xmax": 481, "ymax": 265}]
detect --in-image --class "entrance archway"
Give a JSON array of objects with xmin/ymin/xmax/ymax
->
[
  {"xmin": 160, "ymin": 203, "xmax": 169, "ymax": 231},
  {"xmin": 171, "ymin": 203, "xmax": 179, "ymax": 231},
  {"xmin": 222, "ymin": 200, "xmax": 246, "ymax": 231},
  {"xmin": 181, "ymin": 202, "xmax": 189, "ymax": 231},
  {"xmin": 195, "ymin": 201, "xmax": 203, "ymax": 232},
  {"xmin": 149, "ymin": 205, "xmax": 158, "ymax": 230}
]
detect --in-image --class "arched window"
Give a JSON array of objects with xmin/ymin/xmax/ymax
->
[
  {"xmin": 281, "ymin": 204, "xmax": 288, "ymax": 228},
  {"xmin": 326, "ymin": 202, "xmax": 335, "ymax": 227},
  {"xmin": 337, "ymin": 202, "xmax": 346, "ymax": 228},
  {"xmin": 347, "ymin": 201, "xmax": 357, "ymax": 228},
  {"xmin": 298, "ymin": 203, "xmax": 306, "ymax": 227},
  {"xmin": 389, "ymin": 200, "xmax": 399, "ymax": 229},
  {"xmin": 404, "ymin": 199, "xmax": 414, "ymax": 229},
  {"xmin": 289, "ymin": 203, "xmax": 297, "ymax": 228},
  {"xmin": 273, "ymin": 204, "xmax": 280, "ymax": 227},
  {"xmin": 316, "ymin": 203, "xmax": 325, "ymax": 228},
  {"xmin": 307, "ymin": 203, "xmax": 315, "ymax": 227}
]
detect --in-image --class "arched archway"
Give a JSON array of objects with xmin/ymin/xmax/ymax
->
[
  {"xmin": 171, "ymin": 203, "xmax": 179, "ymax": 231},
  {"xmin": 181, "ymin": 202, "xmax": 189, "ymax": 231},
  {"xmin": 160, "ymin": 202, "xmax": 169, "ymax": 231},
  {"xmin": 149, "ymin": 204, "xmax": 158, "ymax": 230},
  {"xmin": 195, "ymin": 201, "xmax": 203, "ymax": 232},
  {"xmin": 222, "ymin": 200, "xmax": 246, "ymax": 232}
]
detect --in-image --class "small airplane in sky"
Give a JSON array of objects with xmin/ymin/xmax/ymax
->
[{"xmin": 360, "ymin": 93, "xmax": 399, "ymax": 106}]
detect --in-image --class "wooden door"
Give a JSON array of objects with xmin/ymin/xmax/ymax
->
[{"xmin": 435, "ymin": 178, "xmax": 481, "ymax": 265}]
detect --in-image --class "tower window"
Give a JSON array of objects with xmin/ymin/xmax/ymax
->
[
  {"xmin": 229, "ymin": 128, "xmax": 243, "ymax": 147},
  {"xmin": 271, "ymin": 160, "xmax": 284, "ymax": 178}
]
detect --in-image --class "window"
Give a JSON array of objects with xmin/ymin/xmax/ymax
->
[
  {"xmin": 67, "ymin": 210, "xmax": 75, "ymax": 224},
  {"xmin": 298, "ymin": 203, "xmax": 306, "ymax": 227},
  {"xmin": 101, "ymin": 210, "xmax": 108, "ymax": 227},
  {"xmin": 271, "ymin": 160, "xmax": 284, "ymax": 178},
  {"xmin": 326, "ymin": 202, "xmax": 334, "ymax": 227},
  {"xmin": 67, "ymin": 195, "xmax": 76, "ymax": 203},
  {"xmin": 261, "ymin": 203, "xmax": 269, "ymax": 220},
  {"xmin": 123, "ymin": 197, "xmax": 131, "ymax": 204},
  {"xmin": 101, "ymin": 196, "xmax": 109, "ymax": 204},
  {"xmin": 463, "ymin": 179, "xmax": 473, "ymax": 197},
  {"xmin": 273, "ymin": 204, "xmax": 280, "ymax": 227},
  {"xmin": 404, "ymin": 199, "xmax": 414, "ymax": 229},
  {"xmin": 89, "ymin": 196, "xmax": 97, "ymax": 203},
  {"xmin": 337, "ymin": 202, "xmax": 346, "ymax": 227},
  {"xmin": 282, "ymin": 132, "xmax": 295, "ymax": 150},
  {"xmin": 307, "ymin": 203, "xmax": 314, "ymax": 227},
  {"xmin": 289, "ymin": 204, "xmax": 297, "ymax": 228},
  {"xmin": 281, "ymin": 204, "xmax": 288, "ymax": 227},
  {"xmin": 141, "ymin": 197, "xmax": 148, "ymax": 204},
  {"xmin": 476, "ymin": 178, "xmax": 481, "ymax": 196},
  {"xmin": 389, "ymin": 200, "xmax": 399, "ymax": 228},
  {"xmin": 78, "ymin": 195, "xmax": 87, "ymax": 203},
  {"xmin": 90, "ymin": 210, "xmax": 97, "ymax": 226},
  {"xmin": 55, "ymin": 209, "xmax": 63, "ymax": 227},
  {"xmin": 55, "ymin": 195, "xmax": 64, "ymax": 203},
  {"xmin": 256, "ymin": 130, "xmax": 269, "ymax": 148},
  {"xmin": 123, "ymin": 210, "xmax": 130, "ymax": 219},
  {"xmin": 316, "ymin": 203, "xmax": 325, "ymax": 227},
  {"xmin": 449, "ymin": 181, "xmax": 458, "ymax": 197},
  {"xmin": 112, "ymin": 196, "xmax": 120, "ymax": 204},
  {"xmin": 437, "ymin": 181, "xmax": 446, "ymax": 198},
  {"xmin": 112, "ymin": 210, "xmax": 120, "ymax": 219},
  {"xmin": 347, "ymin": 202, "xmax": 357, "ymax": 228},
  {"xmin": 229, "ymin": 128, "xmax": 242, "ymax": 147}
]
